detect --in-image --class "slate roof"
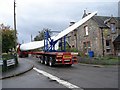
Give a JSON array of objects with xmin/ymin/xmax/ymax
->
[
  {"xmin": 91, "ymin": 16, "xmax": 120, "ymax": 28},
  {"xmin": 113, "ymin": 35, "xmax": 120, "ymax": 43}
]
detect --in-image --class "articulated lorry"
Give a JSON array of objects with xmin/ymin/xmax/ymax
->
[{"xmin": 17, "ymin": 11, "xmax": 97, "ymax": 67}]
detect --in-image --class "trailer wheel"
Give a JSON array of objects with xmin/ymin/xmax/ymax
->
[
  {"xmin": 49, "ymin": 57, "xmax": 54, "ymax": 67},
  {"xmin": 40, "ymin": 59, "xmax": 44, "ymax": 64},
  {"xmin": 40, "ymin": 56, "xmax": 44, "ymax": 64},
  {"xmin": 45, "ymin": 56, "xmax": 49, "ymax": 65}
]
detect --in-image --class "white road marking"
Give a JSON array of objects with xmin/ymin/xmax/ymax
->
[{"xmin": 33, "ymin": 67, "xmax": 81, "ymax": 89}]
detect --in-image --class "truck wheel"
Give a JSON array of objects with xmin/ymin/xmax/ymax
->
[
  {"xmin": 45, "ymin": 56, "xmax": 49, "ymax": 65},
  {"xmin": 40, "ymin": 56, "xmax": 44, "ymax": 64},
  {"xmin": 49, "ymin": 57, "xmax": 54, "ymax": 67},
  {"xmin": 40, "ymin": 59, "xmax": 44, "ymax": 64},
  {"xmin": 49, "ymin": 60, "xmax": 53, "ymax": 67}
]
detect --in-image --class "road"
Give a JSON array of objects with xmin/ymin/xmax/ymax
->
[{"xmin": 2, "ymin": 57, "xmax": 119, "ymax": 89}]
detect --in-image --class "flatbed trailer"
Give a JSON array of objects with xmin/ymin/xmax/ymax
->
[
  {"xmin": 18, "ymin": 49, "xmax": 78, "ymax": 66},
  {"xmin": 32, "ymin": 51, "xmax": 78, "ymax": 66}
]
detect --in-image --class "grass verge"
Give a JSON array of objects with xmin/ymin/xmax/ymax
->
[{"xmin": 78, "ymin": 56, "xmax": 119, "ymax": 65}]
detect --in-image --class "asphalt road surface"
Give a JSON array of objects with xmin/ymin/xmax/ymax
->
[{"xmin": 2, "ymin": 57, "xmax": 119, "ymax": 89}]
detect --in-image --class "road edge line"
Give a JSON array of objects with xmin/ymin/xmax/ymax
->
[{"xmin": 33, "ymin": 67, "xmax": 83, "ymax": 89}]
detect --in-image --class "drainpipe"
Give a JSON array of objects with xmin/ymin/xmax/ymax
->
[
  {"xmin": 101, "ymin": 28, "xmax": 105, "ymax": 56},
  {"xmin": 75, "ymin": 29, "xmax": 78, "ymax": 50}
]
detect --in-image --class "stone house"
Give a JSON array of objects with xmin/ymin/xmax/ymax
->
[{"xmin": 67, "ymin": 11, "xmax": 120, "ymax": 56}]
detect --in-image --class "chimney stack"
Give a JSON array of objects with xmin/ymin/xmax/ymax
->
[
  {"xmin": 82, "ymin": 10, "xmax": 87, "ymax": 18},
  {"xmin": 69, "ymin": 22, "xmax": 75, "ymax": 26}
]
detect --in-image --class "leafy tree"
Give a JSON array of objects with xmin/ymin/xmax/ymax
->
[
  {"xmin": 34, "ymin": 28, "xmax": 52, "ymax": 41},
  {"xmin": 0, "ymin": 24, "xmax": 16, "ymax": 53}
]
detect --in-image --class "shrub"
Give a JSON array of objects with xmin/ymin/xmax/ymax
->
[{"xmin": 2, "ymin": 53, "xmax": 14, "ymax": 60}]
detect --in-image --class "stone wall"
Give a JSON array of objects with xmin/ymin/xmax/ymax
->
[
  {"xmin": 67, "ymin": 16, "xmax": 120, "ymax": 56},
  {"xmin": 77, "ymin": 19, "xmax": 103, "ymax": 56}
]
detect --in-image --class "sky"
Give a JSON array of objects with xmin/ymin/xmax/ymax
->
[{"xmin": 0, "ymin": 0, "xmax": 119, "ymax": 44}]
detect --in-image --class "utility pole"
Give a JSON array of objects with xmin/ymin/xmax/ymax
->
[
  {"xmin": 31, "ymin": 34, "xmax": 33, "ymax": 42},
  {"xmin": 14, "ymin": 0, "xmax": 18, "ymax": 65},
  {"xmin": 14, "ymin": 0, "xmax": 17, "ymax": 51}
]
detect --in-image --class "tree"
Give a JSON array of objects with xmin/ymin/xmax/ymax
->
[
  {"xmin": 0, "ymin": 24, "xmax": 16, "ymax": 53},
  {"xmin": 34, "ymin": 28, "xmax": 52, "ymax": 41}
]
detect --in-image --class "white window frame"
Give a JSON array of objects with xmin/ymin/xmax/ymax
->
[
  {"xmin": 84, "ymin": 26, "xmax": 88, "ymax": 36},
  {"xmin": 111, "ymin": 23, "xmax": 116, "ymax": 33}
]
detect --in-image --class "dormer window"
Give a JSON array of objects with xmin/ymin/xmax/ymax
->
[{"xmin": 111, "ymin": 23, "xmax": 116, "ymax": 33}]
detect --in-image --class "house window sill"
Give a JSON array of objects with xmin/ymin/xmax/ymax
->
[
  {"xmin": 84, "ymin": 35, "xmax": 89, "ymax": 37},
  {"xmin": 111, "ymin": 32, "xmax": 116, "ymax": 34}
]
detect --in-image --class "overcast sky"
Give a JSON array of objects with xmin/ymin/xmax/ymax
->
[{"xmin": 0, "ymin": 0, "xmax": 119, "ymax": 43}]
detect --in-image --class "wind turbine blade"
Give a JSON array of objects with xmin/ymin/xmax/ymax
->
[
  {"xmin": 20, "ymin": 11, "xmax": 97, "ymax": 51},
  {"xmin": 54, "ymin": 11, "xmax": 97, "ymax": 41}
]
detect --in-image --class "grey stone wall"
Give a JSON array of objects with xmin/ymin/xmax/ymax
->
[
  {"xmin": 77, "ymin": 19, "xmax": 103, "ymax": 56},
  {"xmin": 67, "ymin": 17, "xmax": 120, "ymax": 56},
  {"xmin": 103, "ymin": 18, "xmax": 119, "ymax": 56}
]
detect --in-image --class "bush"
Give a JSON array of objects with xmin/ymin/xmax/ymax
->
[
  {"xmin": 1, "ymin": 53, "xmax": 18, "ymax": 72},
  {"xmin": 2, "ymin": 53, "xmax": 14, "ymax": 60},
  {"xmin": 70, "ymin": 48, "xmax": 79, "ymax": 52}
]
